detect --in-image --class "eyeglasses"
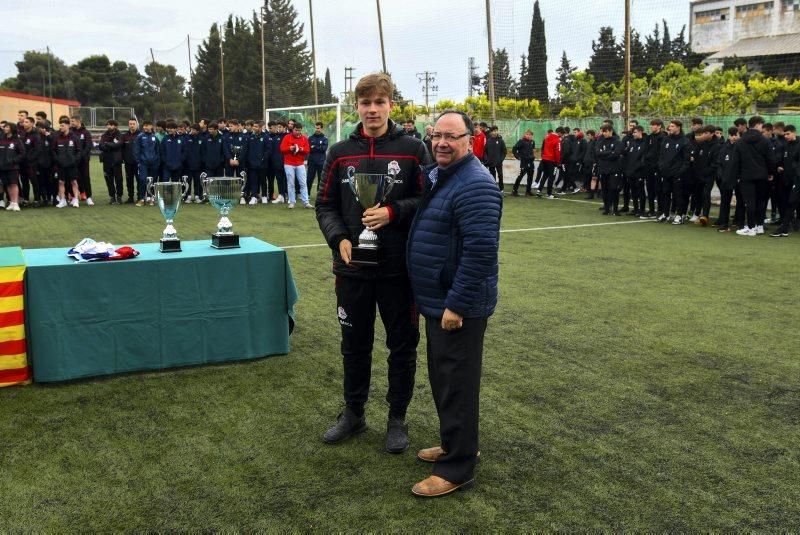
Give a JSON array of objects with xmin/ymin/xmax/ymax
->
[{"xmin": 431, "ymin": 132, "xmax": 471, "ymax": 142}]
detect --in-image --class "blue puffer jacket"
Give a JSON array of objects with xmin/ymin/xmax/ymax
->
[{"xmin": 407, "ymin": 154, "xmax": 502, "ymax": 319}]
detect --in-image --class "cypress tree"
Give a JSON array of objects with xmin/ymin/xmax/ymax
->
[{"xmin": 523, "ymin": 0, "xmax": 548, "ymax": 103}]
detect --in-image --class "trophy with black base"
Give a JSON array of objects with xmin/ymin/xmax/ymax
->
[
  {"xmin": 348, "ymin": 170, "xmax": 396, "ymax": 267},
  {"xmin": 148, "ymin": 177, "xmax": 188, "ymax": 253},
  {"xmin": 203, "ymin": 175, "xmax": 245, "ymax": 249}
]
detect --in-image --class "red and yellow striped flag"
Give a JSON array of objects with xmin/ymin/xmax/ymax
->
[{"xmin": 0, "ymin": 259, "xmax": 29, "ymax": 387}]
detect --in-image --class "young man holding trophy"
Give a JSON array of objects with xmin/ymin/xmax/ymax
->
[{"xmin": 316, "ymin": 73, "xmax": 431, "ymax": 454}]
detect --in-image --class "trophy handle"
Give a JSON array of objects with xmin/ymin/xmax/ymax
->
[
  {"xmin": 239, "ymin": 171, "xmax": 247, "ymax": 194},
  {"xmin": 146, "ymin": 176, "xmax": 155, "ymax": 199},
  {"xmin": 181, "ymin": 175, "xmax": 189, "ymax": 196}
]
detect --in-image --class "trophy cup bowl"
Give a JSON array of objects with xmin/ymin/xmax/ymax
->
[
  {"xmin": 203, "ymin": 176, "xmax": 245, "ymax": 249},
  {"xmin": 151, "ymin": 179, "xmax": 188, "ymax": 253},
  {"xmin": 348, "ymin": 172, "xmax": 395, "ymax": 267}
]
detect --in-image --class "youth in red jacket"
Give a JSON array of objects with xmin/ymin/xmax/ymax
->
[{"xmin": 541, "ymin": 131, "xmax": 562, "ymax": 164}]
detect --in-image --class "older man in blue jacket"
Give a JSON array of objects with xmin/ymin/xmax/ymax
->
[{"xmin": 406, "ymin": 110, "xmax": 502, "ymax": 498}]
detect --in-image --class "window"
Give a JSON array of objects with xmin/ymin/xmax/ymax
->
[
  {"xmin": 782, "ymin": 0, "xmax": 800, "ymax": 11},
  {"xmin": 695, "ymin": 8, "xmax": 730, "ymax": 22},
  {"xmin": 736, "ymin": 1, "xmax": 774, "ymax": 18}
]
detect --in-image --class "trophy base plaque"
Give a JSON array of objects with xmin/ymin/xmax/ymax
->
[
  {"xmin": 211, "ymin": 233, "xmax": 240, "ymax": 249},
  {"xmin": 350, "ymin": 246, "xmax": 380, "ymax": 267},
  {"xmin": 160, "ymin": 239, "xmax": 182, "ymax": 253}
]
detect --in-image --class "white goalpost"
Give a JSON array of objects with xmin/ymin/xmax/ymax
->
[{"xmin": 265, "ymin": 102, "xmax": 343, "ymax": 143}]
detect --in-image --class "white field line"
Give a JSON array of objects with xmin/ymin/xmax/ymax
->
[{"xmin": 279, "ymin": 219, "xmax": 652, "ymax": 249}]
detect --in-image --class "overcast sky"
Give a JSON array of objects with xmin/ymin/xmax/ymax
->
[{"xmin": 1, "ymin": 0, "xmax": 689, "ymax": 107}]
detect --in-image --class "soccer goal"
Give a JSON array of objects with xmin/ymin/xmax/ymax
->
[{"xmin": 265, "ymin": 102, "xmax": 353, "ymax": 143}]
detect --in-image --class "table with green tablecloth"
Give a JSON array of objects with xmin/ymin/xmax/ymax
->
[{"xmin": 23, "ymin": 237, "xmax": 298, "ymax": 382}]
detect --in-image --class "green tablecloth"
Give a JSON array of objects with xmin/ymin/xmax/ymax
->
[{"xmin": 23, "ymin": 237, "xmax": 298, "ymax": 382}]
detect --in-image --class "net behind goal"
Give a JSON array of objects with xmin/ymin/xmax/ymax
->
[{"xmin": 266, "ymin": 102, "xmax": 356, "ymax": 144}]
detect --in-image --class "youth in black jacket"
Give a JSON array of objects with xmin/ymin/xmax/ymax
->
[{"xmin": 316, "ymin": 120, "xmax": 430, "ymax": 280}]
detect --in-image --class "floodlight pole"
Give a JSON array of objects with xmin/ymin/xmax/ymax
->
[
  {"xmin": 219, "ymin": 24, "xmax": 226, "ymax": 117},
  {"xmin": 485, "ymin": 0, "xmax": 496, "ymax": 124},
  {"xmin": 187, "ymin": 35, "xmax": 196, "ymax": 123},
  {"xmin": 261, "ymin": 5, "xmax": 268, "ymax": 122},
  {"xmin": 624, "ymin": 0, "xmax": 631, "ymax": 127},
  {"xmin": 150, "ymin": 48, "xmax": 167, "ymax": 117},
  {"xmin": 376, "ymin": 0, "xmax": 387, "ymax": 73},
  {"xmin": 46, "ymin": 45, "xmax": 54, "ymax": 121},
  {"xmin": 309, "ymin": 0, "xmax": 319, "ymax": 106}
]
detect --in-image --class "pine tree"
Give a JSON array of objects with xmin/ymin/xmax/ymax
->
[
  {"xmin": 588, "ymin": 27, "xmax": 623, "ymax": 85},
  {"xmin": 323, "ymin": 67, "xmax": 334, "ymax": 103},
  {"xmin": 643, "ymin": 23, "xmax": 662, "ymax": 73},
  {"xmin": 522, "ymin": 0, "xmax": 548, "ymax": 102},
  {"xmin": 262, "ymin": 0, "xmax": 313, "ymax": 109},
  {"xmin": 518, "ymin": 54, "xmax": 528, "ymax": 99},
  {"xmin": 482, "ymin": 48, "xmax": 515, "ymax": 100},
  {"xmin": 193, "ymin": 22, "xmax": 224, "ymax": 118},
  {"xmin": 630, "ymin": 31, "xmax": 647, "ymax": 78},
  {"xmin": 660, "ymin": 20, "xmax": 672, "ymax": 70},
  {"xmin": 556, "ymin": 51, "xmax": 576, "ymax": 94}
]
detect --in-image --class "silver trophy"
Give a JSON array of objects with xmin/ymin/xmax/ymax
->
[
  {"xmin": 203, "ymin": 175, "xmax": 245, "ymax": 249},
  {"xmin": 347, "ymin": 169, "xmax": 397, "ymax": 266},
  {"xmin": 147, "ymin": 177, "xmax": 188, "ymax": 253}
]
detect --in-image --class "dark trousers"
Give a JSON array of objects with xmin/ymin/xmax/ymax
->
[
  {"xmin": 124, "ymin": 161, "xmax": 137, "ymax": 200},
  {"xmin": 700, "ymin": 179, "xmax": 714, "ymax": 217},
  {"xmin": 103, "ymin": 162, "xmax": 123, "ymax": 199},
  {"xmin": 264, "ymin": 167, "xmax": 276, "ymax": 199},
  {"xmin": 37, "ymin": 166, "xmax": 54, "ymax": 202},
  {"xmin": 540, "ymin": 161, "xmax": 556, "ymax": 195},
  {"xmin": 646, "ymin": 171, "xmax": 659, "ymax": 214},
  {"xmin": 77, "ymin": 158, "xmax": 92, "ymax": 197},
  {"xmin": 487, "ymin": 165, "xmax": 504, "ymax": 190},
  {"xmin": 161, "ymin": 168, "xmax": 183, "ymax": 182},
  {"xmin": 740, "ymin": 180, "xmax": 768, "ymax": 229},
  {"xmin": 307, "ymin": 161, "xmax": 324, "ymax": 197},
  {"xmin": 582, "ymin": 165, "xmax": 593, "ymax": 191},
  {"xmin": 631, "ymin": 176, "xmax": 646, "ymax": 214},
  {"xmin": 513, "ymin": 160, "xmax": 535, "ymax": 193},
  {"xmin": 426, "ymin": 315, "xmax": 487, "ymax": 484},
  {"xmin": 185, "ymin": 170, "xmax": 202, "ymax": 198},
  {"xmin": 19, "ymin": 165, "xmax": 32, "ymax": 201},
  {"xmin": 779, "ymin": 183, "xmax": 800, "ymax": 231},
  {"xmin": 599, "ymin": 173, "xmax": 621, "ymax": 213},
  {"xmin": 674, "ymin": 175, "xmax": 688, "ymax": 216},
  {"xmin": 621, "ymin": 174, "xmax": 631, "ymax": 209},
  {"xmin": 270, "ymin": 165, "xmax": 287, "ymax": 197},
  {"xmin": 335, "ymin": 275, "xmax": 419, "ymax": 419},
  {"xmin": 718, "ymin": 186, "xmax": 734, "ymax": 228},
  {"xmin": 137, "ymin": 163, "xmax": 159, "ymax": 200},
  {"xmin": 733, "ymin": 182, "xmax": 745, "ymax": 226},
  {"xmin": 246, "ymin": 167, "xmax": 263, "ymax": 199}
]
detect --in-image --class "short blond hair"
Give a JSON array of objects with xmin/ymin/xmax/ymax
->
[{"xmin": 354, "ymin": 72, "xmax": 394, "ymax": 100}]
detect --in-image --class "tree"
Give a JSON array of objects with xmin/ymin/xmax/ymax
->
[
  {"xmin": 193, "ymin": 22, "xmax": 224, "ymax": 118},
  {"xmin": 483, "ymin": 48, "xmax": 516, "ymax": 99},
  {"xmin": 518, "ymin": 54, "xmax": 528, "ymax": 98},
  {"xmin": 521, "ymin": 0, "xmax": 548, "ymax": 102},
  {"xmin": 1, "ymin": 50, "xmax": 74, "ymax": 101},
  {"xmin": 556, "ymin": 51, "xmax": 576, "ymax": 94},
  {"xmin": 141, "ymin": 61, "xmax": 187, "ymax": 119},
  {"xmin": 263, "ymin": 0, "xmax": 313, "ymax": 108},
  {"xmin": 588, "ymin": 27, "xmax": 623, "ymax": 86},
  {"xmin": 70, "ymin": 55, "xmax": 115, "ymax": 107}
]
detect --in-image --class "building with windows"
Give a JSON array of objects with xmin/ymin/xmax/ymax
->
[{"xmin": 691, "ymin": 0, "xmax": 800, "ymax": 78}]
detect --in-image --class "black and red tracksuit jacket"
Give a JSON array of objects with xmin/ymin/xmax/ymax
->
[
  {"xmin": 0, "ymin": 135, "xmax": 24, "ymax": 171},
  {"xmin": 316, "ymin": 120, "xmax": 431, "ymax": 279}
]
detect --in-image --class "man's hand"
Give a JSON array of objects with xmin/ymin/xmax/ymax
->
[
  {"xmin": 778, "ymin": 167, "xmax": 784, "ymax": 173},
  {"xmin": 362, "ymin": 204, "xmax": 391, "ymax": 230},
  {"xmin": 441, "ymin": 308, "xmax": 463, "ymax": 331},
  {"xmin": 339, "ymin": 239, "xmax": 352, "ymax": 265}
]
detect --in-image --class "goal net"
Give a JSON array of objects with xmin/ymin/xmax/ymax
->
[{"xmin": 265, "ymin": 102, "xmax": 358, "ymax": 144}]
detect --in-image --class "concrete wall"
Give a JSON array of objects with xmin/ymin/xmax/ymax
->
[
  {"xmin": 0, "ymin": 94, "xmax": 76, "ymax": 125},
  {"xmin": 691, "ymin": 0, "xmax": 800, "ymax": 53}
]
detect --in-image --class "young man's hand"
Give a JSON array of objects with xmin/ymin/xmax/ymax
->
[
  {"xmin": 339, "ymin": 239, "xmax": 352, "ymax": 265},
  {"xmin": 362, "ymin": 204, "xmax": 390, "ymax": 230}
]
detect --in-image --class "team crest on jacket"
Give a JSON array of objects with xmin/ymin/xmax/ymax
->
[
  {"xmin": 337, "ymin": 306, "xmax": 347, "ymax": 319},
  {"xmin": 388, "ymin": 160, "xmax": 401, "ymax": 177}
]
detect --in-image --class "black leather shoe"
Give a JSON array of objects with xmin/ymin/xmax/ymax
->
[
  {"xmin": 386, "ymin": 418, "xmax": 409, "ymax": 453},
  {"xmin": 323, "ymin": 407, "xmax": 367, "ymax": 444}
]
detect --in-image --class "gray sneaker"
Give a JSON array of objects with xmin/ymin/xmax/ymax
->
[
  {"xmin": 323, "ymin": 407, "xmax": 367, "ymax": 444},
  {"xmin": 386, "ymin": 418, "xmax": 409, "ymax": 453}
]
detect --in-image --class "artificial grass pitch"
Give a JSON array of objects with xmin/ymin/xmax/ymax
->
[{"xmin": 0, "ymin": 163, "xmax": 798, "ymax": 530}]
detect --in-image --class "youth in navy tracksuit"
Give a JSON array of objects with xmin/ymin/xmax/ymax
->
[
  {"xmin": 201, "ymin": 129, "xmax": 226, "ymax": 177},
  {"xmin": 623, "ymin": 128, "xmax": 647, "ymax": 216},
  {"xmin": 182, "ymin": 127, "xmax": 204, "ymax": 200},
  {"xmin": 271, "ymin": 129, "xmax": 288, "ymax": 198},
  {"xmin": 307, "ymin": 126, "xmax": 328, "ymax": 196},
  {"xmin": 245, "ymin": 129, "xmax": 269, "ymax": 201},
  {"xmin": 594, "ymin": 128, "xmax": 624, "ymax": 215},
  {"xmin": 224, "ymin": 129, "xmax": 249, "ymax": 179},
  {"xmin": 133, "ymin": 125, "xmax": 160, "ymax": 201},
  {"xmin": 159, "ymin": 129, "xmax": 185, "ymax": 181}
]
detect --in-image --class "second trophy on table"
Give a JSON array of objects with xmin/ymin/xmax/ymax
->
[{"xmin": 203, "ymin": 173, "xmax": 245, "ymax": 249}]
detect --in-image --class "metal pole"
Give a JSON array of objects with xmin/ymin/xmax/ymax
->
[
  {"xmin": 336, "ymin": 102, "xmax": 341, "ymax": 143},
  {"xmin": 187, "ymin": 34, "xmax": 196, "ymax": 123},
  {"xmin": 624, "ymin": 0, "xmax": 631, "ymax": 127},
  {"xmin": 309, "ymin": 0, "xmax": 319, "ymax": 106},
  {"xmin": 261, "ymin": 6, "xmax": 267, "ymax": 122},
  {"xmin": 46, "ymin": 46, "xmax": 54, "ymax": 121},
  {"xmin": 150, "ymin": 48, "xmax": 167, "ymax": 117},
  {"xmin": 219, "ymin": 25, "xmax": 226, "ymax": 117},
  {"xmin": 376, "ymin": 0, "xmax": 388, "ymax": 73},
  {"xmin": 485, "ymin": 0, "xmax": 496, "ymax": 124}
]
